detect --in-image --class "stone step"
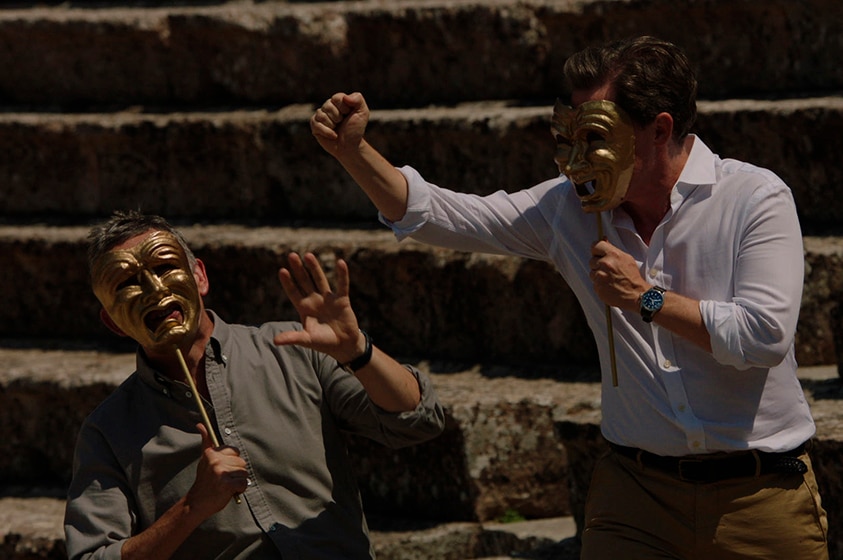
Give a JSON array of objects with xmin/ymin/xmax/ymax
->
[
  {"xmin": 2, "ymin": 348, "xmax": 841, "ymax": 502},
  {"xmin": 0, "ymin": 0, "xmax": 839, "ymax": 109},
  {"xmin": 2, "ymin": 225, "xmax": 842, "ymax": 367},
  {"xmin": 0, "ymin": 345, "xmax": 594, "ymax": 521},
  {"xmin": 0, "ymin": 494, "xmax": 580, "ymax": 560},
  {"xmin": 1, "ymin": 97, "xmax": 841, "ymax": 232},
  {"xmin": 371, "ymin": 515, "xmax": 579, "ymax": 560},
  {"xmin": 2, "ymin": 355, "xmax": 841, "ymax": 557},
  {"xmin": 0, "ymin": 495, "xmax": 66, "ymax": 560}
]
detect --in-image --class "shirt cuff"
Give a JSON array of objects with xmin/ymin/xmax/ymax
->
[
  {"xmin": 700, "ymin": 299, "xmax": 752, "ymax": 370},
  {"xmin": 378, "ymin": 166, "xmax": 432, "ymax": 240},
  {"xmin": 371, "ymin": 365, "xmax": 445, "ymax": 447}
]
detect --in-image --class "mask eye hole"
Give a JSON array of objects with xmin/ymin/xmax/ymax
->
[
  {"xmin": 116, "ymin": 276, "xmax": 139, "ymax": 291},
  {"xmin": 153, "ymin": 264, "xmax": 177, "ymax": 277},
  {"xmin": 586, "ymin": 131, "xmax": 605, "ymax": 144},
  {"xmin": 554, "ymin": 134, "xmax": 573, "ymax": 148}
]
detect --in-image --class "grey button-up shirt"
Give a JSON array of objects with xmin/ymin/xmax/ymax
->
[{"xmin": 64, "ymin": 312, "xmax": 445, "ymax": 559}]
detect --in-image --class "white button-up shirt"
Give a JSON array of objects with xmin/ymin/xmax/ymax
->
[{"xmin": 385, "ymin": 135, "xmax": 815, "ymax": 456}]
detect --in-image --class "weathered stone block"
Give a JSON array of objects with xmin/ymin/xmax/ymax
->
[
  {"xmin": 2, "ymin": 99, "xmax": 843, "ymax": 231},
  {"xmin": 0, "ymin": 0, "xmax": 840, "ymax": 107},
  {"xmin": 3, "ymin": 226, "xmax": 842, "ymax": 366},
  {"xmin": 348, "ymin": 369, "xmax": 580, "ymax": 522}
]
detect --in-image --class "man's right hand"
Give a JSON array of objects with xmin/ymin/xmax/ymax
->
[
  {"xmin": 186, "ymin": 423, "xmax": 249, "ymax": 519},
  {"xmin": 120, "ymin": 424, "xmax": 250, "ymax": 560},
  {"xmin": 309, "ymin": 91, "xmax": 410, "ymax": 223},
  {"xmin": 310, "ymin": 92, "xmax": 370, "ymax": 158}
]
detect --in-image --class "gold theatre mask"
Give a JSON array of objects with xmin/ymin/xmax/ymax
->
[
  {"xmin": 551, "ymin": 99, "xmax": 635, "ymax": 212},
  {"xmin": 92, "ymin": 230, "xmax": 202, "ymax": 352}
]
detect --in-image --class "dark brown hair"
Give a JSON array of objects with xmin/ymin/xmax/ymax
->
[{"xmin": 563, "ymin": 36, "xmax": 698, "ymax": 140}]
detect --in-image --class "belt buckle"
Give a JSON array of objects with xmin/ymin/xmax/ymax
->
[{"xmin": 677, "ymin": 458, "xmax": 706, "ymax": 482}]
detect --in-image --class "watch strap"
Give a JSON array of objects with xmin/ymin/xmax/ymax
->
[
  {"xmin": 342, "ymin": 330, "xmax": 373, "ymax": 373},
  {"xmin": 640, "ymin": 286, "xmax": 666, "ymax": 323}
]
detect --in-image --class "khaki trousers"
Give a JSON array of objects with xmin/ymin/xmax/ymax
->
[{"xmin": 580, "ymin": 447, "xmax": 829, "ymax": 559}]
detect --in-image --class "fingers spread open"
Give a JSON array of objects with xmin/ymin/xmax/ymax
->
[
  {"xmin": 302, "ymin": 252, "xmax": 332, "ymax": 295},
  {"xmin": 287, "ymin": 252, "xmax": 316, "ymax": 296},
  {"xmin": 334, "ymin": 258, "xmax": 350, "ymax": 298},
  {"xmin": 278, "ymin": 255, "xmax": 306, "ymax": 303}
]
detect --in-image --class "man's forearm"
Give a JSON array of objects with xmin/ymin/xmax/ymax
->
[
  {"xmin": 352, "ymin": 346, "xmax": 422, "ymax": 413},
  {"xmin": 121, "ymin": 497, "xmax": 205, "ymax": 560},
  {"xmin": 652, "ymin": 291, "xmax": 712, "ymax": 353},
  {"xmin": 337, "ymin": 139, "xmax": 410, "ymax": 223}
]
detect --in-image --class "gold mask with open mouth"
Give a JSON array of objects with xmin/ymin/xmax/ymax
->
[
  {"xmin": 551, "ymin": 99, "xmax": 635, "ymax": 212},
  {"xmin": 92, "ymin": 230, "xmax": 202, "ymax": 352}
]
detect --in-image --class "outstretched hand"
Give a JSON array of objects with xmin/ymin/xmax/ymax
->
[
  {"xmin": 310, "ymin": 92, "xmax": 370, "ymax": 157},
  {"xmin": 274, "ymin": 252, "xmax": 365, "ymax": 365}
]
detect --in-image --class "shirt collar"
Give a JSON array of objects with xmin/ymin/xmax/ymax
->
[
  {"xmin": 668, "ymin": 134, "xmax": 718, "ymax": 210},
  {"xmin": 676, "ymin": 135, "xmax": 717, "ymax": 189},
  {"xmin": 205, "ymin": 310, "xmax": 229, "ymax": 366},
  {"xmin": 610, "ymin": 135, "xmax": 717, "ymax": 230},
  {"xmin": 136, "ymin": 309, "xmax": 229, "ymax": 395}
]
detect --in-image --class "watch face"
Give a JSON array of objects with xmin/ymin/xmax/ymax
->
[{"xmin": 641, "ymin": 288, "xmax": 664, "ymax": 312}]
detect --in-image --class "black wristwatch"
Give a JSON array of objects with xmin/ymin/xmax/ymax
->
[
  {"xmin": 639, "ymin": 286, "xmax": 666, "ymax": 323},
  {"xmin": 341, "ymin": 330, "xmax": 373, "ymax": 373}
]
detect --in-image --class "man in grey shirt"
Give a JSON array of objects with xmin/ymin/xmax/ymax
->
[{"xmin": 64, "ymin": 211, "xmax": 445, "ymax": 560}]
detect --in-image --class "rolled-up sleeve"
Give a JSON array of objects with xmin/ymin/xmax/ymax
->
[
  {"xmin": 370, "ymin": 365, "xmax": 446, "ymax": 447},
  {"xmin": 701, "ymin": 182, "xmax": 804, "ymax": 369},
  {"xmin": 380, "ymin": 166, "xmax": 433, "ymax": 239},
  {"xmin": 320, "ymin": 355, "xmax": 445, "ymax": 449}
]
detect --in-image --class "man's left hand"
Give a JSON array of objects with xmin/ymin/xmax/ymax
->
[{"xmin": 274, "ymin": 252, "xmax": 366, "ymax": 364}]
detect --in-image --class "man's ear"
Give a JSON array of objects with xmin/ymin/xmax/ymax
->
[
  {"xmin": 99, "ymin": 308, "xmax": 128, "ymax": 337},
  {"xmin": 193, "ymin": 258, "xmax": 210, "ymax": 296},
  {"xmin": 653, "ymin": 112, "xmax": 674, "ymax": 145}
]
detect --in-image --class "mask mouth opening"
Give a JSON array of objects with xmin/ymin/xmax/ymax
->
[
  {"xmin": 573, "ymin": 179, "xmax": 596, "ymax": 199},
  {"xmin": 144, "ymin": 301, "xmax": 184, "ymax": 334}
]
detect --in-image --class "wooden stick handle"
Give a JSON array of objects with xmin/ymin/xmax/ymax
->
[
  {"xmin": 174, "ymin": 347, "xmax": 241, "ymax": 503},
  {"xmin": 175, "ymin": 348, "xmax": 219, "ymax": 446}
]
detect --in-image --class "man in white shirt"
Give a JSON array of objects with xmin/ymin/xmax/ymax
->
[{"xmin": 310, "ymin": 35, "xmax": 828, "ymax": 559}]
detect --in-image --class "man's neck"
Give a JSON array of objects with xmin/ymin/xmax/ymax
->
[{"xmin": 623, "ymin": 135, "xmax": 694, "ymax": 244}]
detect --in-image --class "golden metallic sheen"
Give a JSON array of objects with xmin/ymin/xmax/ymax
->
[
  {"xmin": 551, "ymin": 99, "xmax": 635, "ymax": 213},
  {"xmin": 91, "ymin": 230, "xmax": 202, "ymax": 352}
]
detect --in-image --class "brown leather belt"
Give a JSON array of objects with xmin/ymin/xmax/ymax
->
[{"xmin": 610, "ymin": 442, "xmax": 808, "ymax": 483}]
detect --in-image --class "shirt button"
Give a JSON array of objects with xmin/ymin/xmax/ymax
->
[
  {"xmin": 246, "ymin": 478, "xmax": 253, "ymax": 486},
  {"xmin": 185, "ymin": 391, "xmax": 192, "ymax": 398},
  {"xmin": 648, "ymin": 268, "xmax": 658, "ymax": 278},
  {"xmin": 269, "ymin": 523, "xmax": 279, "ymax": 532},
  {"xmin": 224, "ymin": 427, "xmax": 232, "ymax": 435},
  {"xmin": 663, "ymin": 359, "xmax": 672, "ymax": 368},
  {"xmin": 692, "ymin": 441, "xmax": 701, "ymax": 449},
  {"xmin": 678, "ymin": 404, "xmax": 686, "ymax": 412}
]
